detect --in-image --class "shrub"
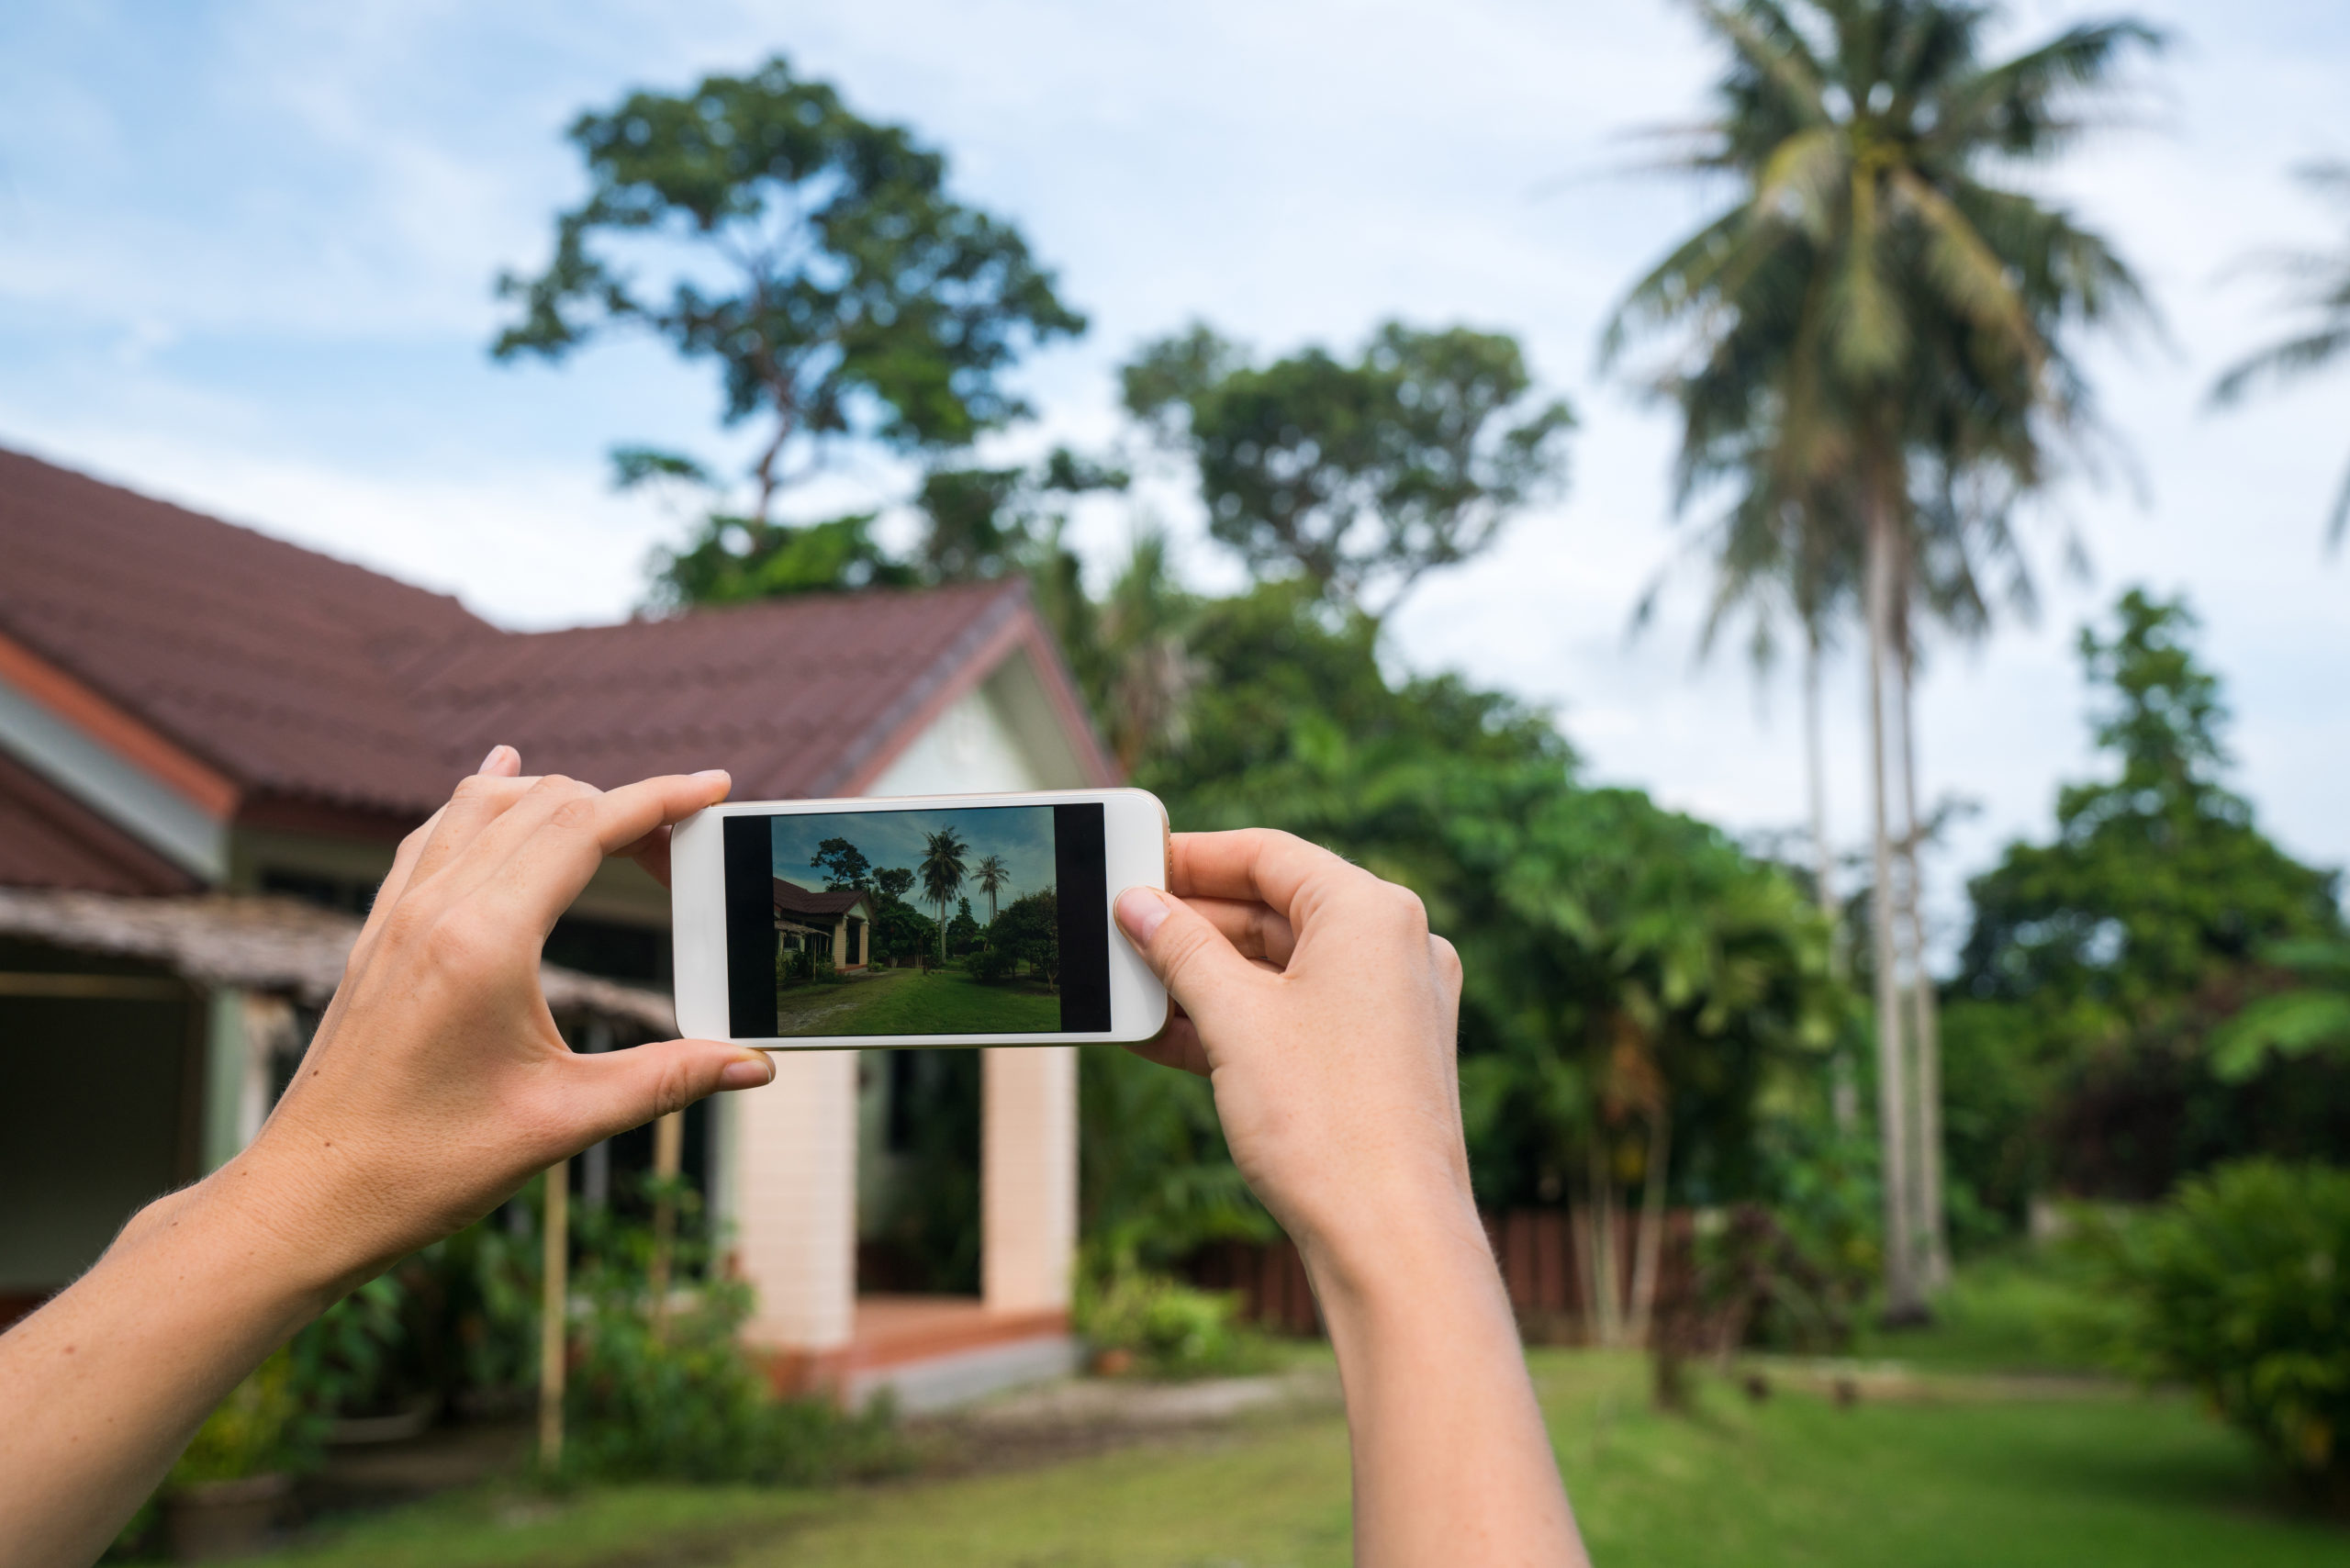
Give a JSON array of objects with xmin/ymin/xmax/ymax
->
[
  {"xmin": 1075, "ymin": 1256, "xmax": 1271, "ymax": 1379},
  {"xmin": 563, "ymin": 1179, "xmax": 909, "ymax": 1484},
  {"xmin": 968, "ymin": 945, "xmax": 1017, "ymax": 983},
  {"xmin": 2087, "ymin": 1159, "xmax": 2350, "ymax": 1510},
  {"xmin": 565, "ymin": 1276, "xmax": 902, "ymax": 1484},
  {"xmin": 170, "ymin": 1350, "xmax": 308, "ymax": 1486}
]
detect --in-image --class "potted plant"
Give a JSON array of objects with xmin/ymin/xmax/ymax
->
[{"xmin": 162, "ymin": 1350, "xmax": 304, "ymax": 1561}]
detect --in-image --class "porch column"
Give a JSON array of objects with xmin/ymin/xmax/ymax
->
[
  {"xmin": 981, "ymin": 1046, "xmax": 1078, "ymax": 1315},
  {"xmin": 733, "ymin": 1049, "xmax": 858, "ymax": 1355},
  {"xmin": 857, "ymin": 920, "xmax": 869, "ymax": 968}
]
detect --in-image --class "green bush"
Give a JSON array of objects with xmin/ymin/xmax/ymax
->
[
  {"xmin": 170, "ymin": 1350, "xmax": 308, "ymax": 1486},
  {"xmin": 563, "ymin": 1179, "xmax": 909, "ymax": 1484},
  {"xmin": 2087, "ymin": 1159, "xmax": 2350, "ymax": 1510},
  {"xmin": 968, "ymin": 945, "xmax": 1017, "ymax": 983},
  {"xmin": 1075, "ymin": 1256, "xmax": 1271, "ymax": 1379}
]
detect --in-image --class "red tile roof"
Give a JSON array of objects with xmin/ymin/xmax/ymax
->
[
  {"xmin": 0, "ymin": 447, "xmax": 1103, "ymax": 829},
  {"xmin": 0, "ymin": 750, "xmax": 199, "ymax": 897},
  {"xmin": 772, "ymin": 879, "xmax": 871, "ymax": 920}
]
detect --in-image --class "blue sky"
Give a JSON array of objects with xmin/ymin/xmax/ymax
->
[
  {"xmin": 3, "ymin": 0, "xmax": 2345, "ymax": 951},
  {"xmin": 771, "ymin": 808, "xmax": 1056, "ymax": 913}
]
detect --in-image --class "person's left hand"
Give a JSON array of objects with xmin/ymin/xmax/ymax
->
[{"xmin": 215, "ymin": 747, "xmax": 773, "ymax": 1299}]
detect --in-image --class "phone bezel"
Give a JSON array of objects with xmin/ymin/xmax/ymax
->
[{"xmin": 670, "ymin": 787, "xmax": 1170, "ymax": 1047}]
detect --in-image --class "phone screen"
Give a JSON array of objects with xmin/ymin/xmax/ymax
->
[{"xmin": 720, "ymin": 802, "xmax": 1111, "ymax": 1039}]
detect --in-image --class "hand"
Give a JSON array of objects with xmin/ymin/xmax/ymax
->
[
  {"xmin": 1116, "ymin": 829, "xmax": 1585, "ymax": 1568},
  {"xmin": 220, "ymin": 746, "xmax": 776, "ymax": 1298},
  {"xmin": 1113, "ymin": 829, "xmax": 1472, "ymax": 1280}
]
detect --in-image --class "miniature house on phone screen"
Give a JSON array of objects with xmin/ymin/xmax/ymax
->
[{"xmin": 0, "ymin": 448, "xmax": 1116, "ymax": 1407}]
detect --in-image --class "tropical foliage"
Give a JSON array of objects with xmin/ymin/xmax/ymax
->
[
  {"xmin": 1950, "ymin": 590, "xmax": 2346, "ymax": 1210},
  {"xmin": 2210, "ymin": 160, "xmax": 2350, "ymax": 547},
  {"xmin": 1603, "ymin": 0, "xmax": 2163, "ymax": 1312},
  {"xmin": 490, "ymin": 53, "xmax": 1084, "ymax": 601},
  {"xmin": 1123, "ymin": 320, "xmax": 1572, "ymax": 617},
  {"xmin": 2085, "ymin": 1160, "xmax": 2350, "ymax": 1511}
]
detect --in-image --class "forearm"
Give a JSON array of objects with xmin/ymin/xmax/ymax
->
[
  {"xmin": 1307, "ymin": 1197, "xmax": 1587, "ymax": 1568},
  {"xmin": 0, "ymin": 1165, "xmax": 335, "ymax": 1568}
]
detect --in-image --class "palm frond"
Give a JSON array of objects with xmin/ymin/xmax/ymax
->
[{"xmin": 2209, "ymin": 325, "xmax": 2350, "ymax": 406}]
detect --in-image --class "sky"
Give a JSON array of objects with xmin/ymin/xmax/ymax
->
[
  {"xmin": 1, "ymin": 0, "xmax": 2344, "ymax": 958},
  {"xmin": 770, "ymin": 807, "xmax": 1056, "ymax": 913}
]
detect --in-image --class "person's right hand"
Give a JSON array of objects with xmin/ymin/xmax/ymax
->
[{"xmin": 1113, "ymin": 829, "xmax": 1472, "ymax": 1279}]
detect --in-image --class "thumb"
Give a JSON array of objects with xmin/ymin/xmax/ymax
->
[
  {"xmin": 559, "ymin": 1037, "xmax": 776, "ymax": 1148},
  {"xmin": 1116, "ymin": 886, "xmax": 1261, "ymax": 1027}
]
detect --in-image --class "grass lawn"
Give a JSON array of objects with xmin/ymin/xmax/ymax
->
[
  {"xmin": 773, "ymin": 967, "xmax": 1059, "ymax": 1036},
  {"xmin": 206, "ymin": 1352, "xmax": 2344, "ymax": 1568}
]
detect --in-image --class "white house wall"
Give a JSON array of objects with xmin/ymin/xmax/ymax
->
[{"xmin": 864, "ymin": 671, "xmax": 1050, "ymax": 798}]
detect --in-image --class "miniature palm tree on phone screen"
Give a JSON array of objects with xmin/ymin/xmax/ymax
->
[
  {"xmin": 920, "ymin": 827, "xmax": 969, "ymax": 969},
  {"xmin": 975, "ymin": 854, "xmax": 1009, "ymax": 936}
]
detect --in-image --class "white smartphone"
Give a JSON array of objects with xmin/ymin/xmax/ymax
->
[{"xmin": 669, "ymin": 787, "xmax": 1170, "ymax": 1047}]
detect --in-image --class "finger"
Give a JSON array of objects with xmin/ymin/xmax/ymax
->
[
  {"xmin": 1125, "ymin": 1007, "xmax": 1210, "ymax": 1078},
  {"xmin": 404, "ymin": 773, "xmax": 547, "ymax": 893},
  {"xmin": 1114, "ymin": 886, "xmax": 1265, "ymax": 1036},
  {"xmin": 555, "ymin": 1037, "xmax": 778, "ymax": 1148},
  {"xmin": 1184, "ymin": 896, "xmax": 1298, "ymax": 968},
  {"xmin": 472, "ymin": 771, "xmax": 733, "ymax": 935},
  {"xmin": 615, "ymin": 766, "xmax": 729, "ymax": 890},
  {"xmin": 360, "ymin": 745, "xmax": 524, "ymax": 940},
  {"xmin": 1168, "ymin": 829, "xmax": 1366, "ymax": 921}
]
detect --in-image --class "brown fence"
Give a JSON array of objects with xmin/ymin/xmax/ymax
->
[{"xmin": 1185, "ymin": 1208, "xmax": 1696, "ymax": 1344}]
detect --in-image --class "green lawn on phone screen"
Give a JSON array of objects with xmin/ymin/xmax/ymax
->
[{"xmin": 773, "ymin": 966, "xmax": 1060, "ymax": 1036}]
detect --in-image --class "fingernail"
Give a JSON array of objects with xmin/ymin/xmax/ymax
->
[
  {"xmin": 1116, "ymin": 887, "xmax": 1169, "ymax": 947},
  {"xmin": 720, "ymin": 1053, "xmax": 775, "ymax": 1091},
  {"xmin": 476, "ymin": 745, "xmax": 510, "ymax": 774},
  {"xmin": 692, "ymin": 768, "xmax": 732, "ymax": 790}
]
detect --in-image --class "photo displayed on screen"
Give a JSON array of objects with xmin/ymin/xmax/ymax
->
[{"xmin": 765, "ymin": 805, "xmax": 1064, "ymax": 1036}]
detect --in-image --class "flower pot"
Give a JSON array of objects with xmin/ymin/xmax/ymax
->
[
  {"xmin": 165, "ymin": 1473, "xmax": 291, "ymax": 1561},
  {"xmin": 1090, "ymin": 1346, "xmax": 1136, "ymax": 1378}
]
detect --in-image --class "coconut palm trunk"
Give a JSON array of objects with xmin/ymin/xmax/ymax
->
[
  {"xmin": 1807, "ymin": 631, "xmax": 1863, "ymax": 1134},
  {"xmin": 1898, "ymin": 655, "xmax": 1953, "ymax": 1289},
  {"xmin": 1864, "ymin": 485, "xmax": 1923, "ymax": 1321}
]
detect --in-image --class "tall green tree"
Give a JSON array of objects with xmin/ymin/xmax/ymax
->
[
  {"xmin": 1141, "ymin": 581, "xmax": 1839, "ymax": 1338},
  {"xmin": 493, "ymin": 55, "xmax": 1083, "ymax": 583},
  {"xmin": 973, "ymin": 854, "xmax": 1009, "ymax": 928},
  {"xmin": 1952, "ymin": 590, "xmax": 2344, "ymax": 1206},
  {"xmin": 918, "ymin": 827, "xmax": 970, "ymax": 967},
  {"xmin": 1602, "ymin": 0, "xmax": 2160, "ymax": 1314},
  {"xmin": 1123, "ymin": 320, "xmax": 1574, "ymax": 618}
]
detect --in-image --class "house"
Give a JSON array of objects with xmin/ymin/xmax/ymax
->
[
  {"xmin": 0, "ymin": 446, "xmax": 1118, "ymax": 1408},
  {"xmin": 773, "ymin": 879, "xmax": 873, "ymax": 970}
]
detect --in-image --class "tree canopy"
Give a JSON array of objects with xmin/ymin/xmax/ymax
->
[
  {"xmin": 494, "ymin": 54, "xmax": 1084, "ymax": 525},
  {"xmin": 1123, "ymin": 320, "xmax": 1573, "ymax": 617}
]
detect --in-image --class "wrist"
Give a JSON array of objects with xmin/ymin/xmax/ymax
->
[{"xmin": 1293, "ymin": 1179, "xmax": 1498, "ymax": 1327}]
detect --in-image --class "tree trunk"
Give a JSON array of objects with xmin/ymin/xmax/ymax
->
[
  {"xmin": 1586, "ymin": 1131, "xmax": 1624, "ymax": 1347},
  {"xmin": 1626, "ymin": 1106, "xmax": 1673, "ymax": 1347},
  {"xmin": 1807, "ymin": 635, "xmax": 1861, "ymax": 1136},
  {"xmin": 1897, "ymin": 659, "xmax": 1952, "ymax": 1291},
  {"xmin": 1863, "ymin": 488, "xmax": 1922, "ymax": 1321},
  {"xmin": 538, "ymin": 1160, "xmax": 568, "ymax": 1472},
  {"xmin": 647, "ymin": 1108, "xmax": 686, "ymax": 1337}
]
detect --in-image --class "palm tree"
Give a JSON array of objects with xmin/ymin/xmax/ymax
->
[
  {"xmin": 2210, "ymin": 161, "xmax": 2350, "ymax": 549},
  {"xmin": 974, "ymin": 854, "xmax": 1010, "ymax": 929},
  {"xmin": 1603, "ymin": 0, "xmax": 2158, "ymax": 1315},
  {"xmin": 919, "ymin": 827, "xmax": 970, "ymax": 968}
]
